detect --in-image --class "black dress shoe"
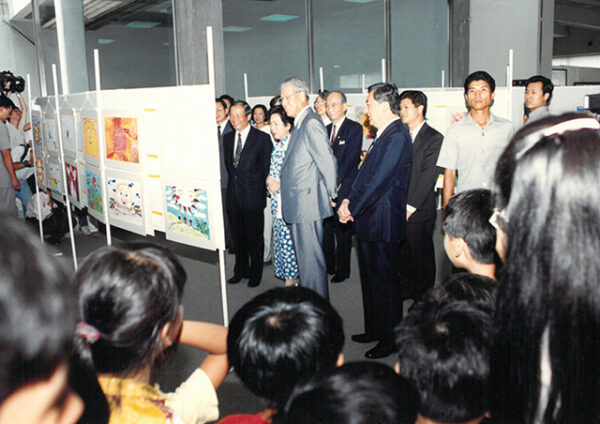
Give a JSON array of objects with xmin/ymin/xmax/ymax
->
[
  {"xmin": 330, "ymin": 274, "xmax": 346, "ymax": 283},
  {"xmin": 227, "ymin": 276, "xmax": 242, "ymax": 285},
  {"xmin": 247, "ymin": 279, "xmax": 261, "ymax": 288},
  {"xmin": 365, "ymin": 342, "xmax": 395, "ymax": 359},
  {"xmin": 351, "ymin": 333, "xmax": 378, "ymax": 344}
]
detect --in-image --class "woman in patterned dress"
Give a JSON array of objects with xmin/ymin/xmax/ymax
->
[{"xmin": 266, "ymin": 106, "xmax": 298, "ymax": 286}]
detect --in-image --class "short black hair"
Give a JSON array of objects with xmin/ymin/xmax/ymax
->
[
  {"xmin": 227, "ymin": 287, "xmax": 344, "ymax": 410},
  {"xmin": 423, "ymin": 272, "xmax": 497, "ymax": 314},
  {"xmin": 399, "ymin": 90, "xmax": 428, "ymax": 118},
  {"xmin": 317, "ymin": 90, "xmax": 330, "ymax": 101},
  {"xmin": 74, "ymin": 242, "xmax": 186, "ymax": 376},
  {"xmin": 0, "ymin": 215, "xmax": 76, "ymax": 403},
  {"xmin": 443, "ymin": 189, "xmax": 496, "ymax": 264},
  {"xmin": 215, "ymin": 98, "xmax": 227, "ymax": 110},
  {"xmin": 368, "ymin": 82, "xmax": 401, "ymax": 115},
  {"xmin": 281, "ymin": 362, "xmax": 418, "ymax": 424},
  {"xmin": 230, "ymin": 100, "xmax": 252, "ymax": 117},
  {"xmin": 396, "ymin": 300, "xmax": 492, "ymax": 423},
  {"xmin": 269, "ymin": 95, "xmax": 281, "ymax": 109},
  {"xmin": 0, "ymin": 94, "xmax": 15, "ymax": 110},
  {"xmin": 464, "ymin": 70, "xmax": 496, "ymax": 94},
  {"xmin": 268, "ymin": 105, "xmax": 294, "ymax": 128},
  {"xmin": 526, "ymin": 74, "xmax": 554, "ymax": 105},
  {"xmin": 218, "ymin": 94, "xmax": 234, "ymax": 106}
]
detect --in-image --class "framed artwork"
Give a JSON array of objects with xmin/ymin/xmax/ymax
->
[
  {"xmin": 105, "ymin": 169, "xmax": 145, "ymax": 235},
  {"xmin": 47, "ymin": 157, "xmax": 63, "ymax": 199},
  {"xmin": 103, "ymin": 110, "xmax": 140, "ymax": 170},
  {"xmin": 65, "ymin": 160, "xmax": 80, "ymax": 207},
  {"xmin": 43, "ymin": 118, "xmax": 59, "ymax": 157},
  {"xmin": 31, "ymin": 111, "xmax": 43, "ymax": 150},
  {"xmin": 85, "ymin": 164, "xmax": 104, "ymax": 222},
  {"xmin": 60, "ymin": 110, "xmax": 77, "ymax": 159},
  {"xmin": 35, "ymin": 154, "xmax": 45, "ymax": 189},
  {"xmin": 81, "ymin": 110, "xmax": 100, "ymax": 166},
  {"xmin": 163, "ymin": 178, "xmax": 215, "ymax": 249}
]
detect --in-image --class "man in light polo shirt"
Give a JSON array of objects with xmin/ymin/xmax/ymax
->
[
  {"xmin": 0, "ymin": 95, "xmax": 20, "ymax": 214},
  {"xmin": 524, "ymin": 75, "xmax": 553, "ymax": 124},
  {"xmin": 437, "ymin": 71, "xmax": 513, "ymax": 208}
]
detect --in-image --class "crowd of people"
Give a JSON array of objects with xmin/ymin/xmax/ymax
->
[{"xmin": 1, "ymin": 67, "xmax": 599, "ymax": 424}]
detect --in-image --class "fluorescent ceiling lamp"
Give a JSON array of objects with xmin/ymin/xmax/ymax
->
[
  {"xmin": 342, "ymin": 0, "xmax": 377, "ymax": 3},
  {"xmin": 224, "ymin": 26, "xmax": 252, "ymax": 32},
  {"xmin": 126, "ymin": 21, "xmax": 161, "ymax": 28},
  {"xmin": 260, "ymin": 14, "xmax": 299, "ymax": 22},
  {"xmin": 98, "ymin": 39, "xmax": 115, "ymax": 44}
]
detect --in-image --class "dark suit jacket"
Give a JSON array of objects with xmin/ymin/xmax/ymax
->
[
  {"xmin": 224, "ymin": 126, "xmax": 272, "ymax": 211},
  {"xmin": 407, "ymin": 123, "xmax": 443, "ymax": 223},
  {"xmin": 327, "ymin": 118, "xmax": 363, "ymax": 202},
  {"xmin": 218, "ymin": 120, "xmax": 234, "ymax": 188},
  {"xmin": 348, "ymin": 119, "xmax": 412, "ymax": 243}
]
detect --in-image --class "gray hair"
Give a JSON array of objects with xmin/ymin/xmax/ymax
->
[{"xmin": 281, "ymin": 77, "xmax": 310, "ymax": 101}]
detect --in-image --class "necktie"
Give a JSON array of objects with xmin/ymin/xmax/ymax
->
[
  {"xmin": 358, "ymin": 140, "xmax": 375, "ymax": 169},
  {"xmin": 233, "ymin": 133, "xmax": 242, "ymax": 168},
  {"xmin": 330, "ymin": 124, "xmax": 337, "ymax": 146},
  {"xmin": 217, "ymin": 125, "xmax": 222, "ymax": 139}
]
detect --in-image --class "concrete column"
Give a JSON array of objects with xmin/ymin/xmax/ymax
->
[
  {"xmin": 450, "ymin": 0, "xmax": 470, "ymax": 87},
  {"xmin": 174, "ymin": 0, "xmax": 225, "ymax": 94},
  {"xmin": 54, "ymin": 0, "xmax": 89, "ymax": 93},
  {"xmin": 539, "ymin": 0, "xmax": 554, "ymax": 77}
]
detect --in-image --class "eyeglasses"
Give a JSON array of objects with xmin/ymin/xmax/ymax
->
[
  {"xmin": 489, "ymin": 208, "xmax": 508, "ymax": 231},
  {"xmin": 515, "ymin": 116, "xmax": 600, "ymax": 160}
]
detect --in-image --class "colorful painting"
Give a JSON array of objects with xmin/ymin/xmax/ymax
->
[
  {"xmin": 61, "ymin": 113, "xmax": 76, "ymax": 156},
  {"xmin": 82, "ymin": 116, "xmax": 99, "ymax": 159},
  {"xmin": 65, "ymin": 162, "xmax": 80, "ymax": 203},
  {"xmin": 44, "ymin": 118, "xmax": 58, "ymax": 154},
  {"xmin": 166, "ymin": 185, "xmax": 211, "ymax": 241},
  {"xmin": 86, "ymin": 167, "xmax": 103, "ymax": 215},
  {"xmin": 104, "ymin": 116, "xmax": 139, "ymax": 163},
  {"xmin": 35, "ymin": 155, "xmax": 45, "ymax": 186},
  {"xmin": 32, "ymin": 113, "xmax": 42, "ymax": 148},
  {"xmin": 47, "ymin": 159, "xmax": 63, "ymax": 196}
]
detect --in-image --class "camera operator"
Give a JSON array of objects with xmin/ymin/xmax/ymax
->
[
  {"xmin": 7, "ymin": 91, "xmax": 33, "ymax": 216},
  {"xmin": 0, "ymin": 94, "xmax": 21, "ymax": 215}
]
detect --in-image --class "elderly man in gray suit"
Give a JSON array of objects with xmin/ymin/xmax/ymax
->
[{"xmin": 278, "ymin": 77, "xmax": 338, "ymax": 299}]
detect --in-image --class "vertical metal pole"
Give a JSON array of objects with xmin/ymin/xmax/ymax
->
[
  {"xmin": 243, "ymin": 73, "xmax": 249, "ymax": 101},
  {"xmin": 171, "ymin": 0, "xmax": 181, "ymax": 86},
  {"xmin": 305, "ymin": 0, "xmax": 315, "ymax": 93},
  {"xmin": 27, "ymin": 74, "xmax": 44, "ymax": 242},
  {"xmin": 31, "ymin": 0, "xmax": 47, "ymax": 97},
  {"xmin": 384, "ymin": 0, "xmax": 392, "ymax": 83}
]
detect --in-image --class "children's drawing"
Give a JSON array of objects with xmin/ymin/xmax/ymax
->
[
  {"xmin": 86, "ymin": 168, "xmax": 103, "ymax": 214},
  {"xmin": 47, "ymin": 159, "xmax": 63, "ymax": 196},
  {"xmin": 104, "ymin": 116, "xmax": 139, "ymax": 163},
  {"xmin": 65, "ymin": 162, "xmax": 80, "ymax": 203},
  {"xmin": 32, "ymin": 114, "xmax": 42, "ymax": 147},
  {"xmin": 82, "ymin": 117, "xmax": 99, "ymax": 159},
  {"xmin": 61, "ymin": 113, "xmax": 76, "ymax": 155},
  {"xmin": 35, "ymin": 155, "xmax": 45, "ymax": 186},
  {"xmin": 44, "ymin": 118, "xmax": 58, "ymax": 154},
  {"xmin": 165, "ymin": 185, "xmax": 210, "ymax": 241}
]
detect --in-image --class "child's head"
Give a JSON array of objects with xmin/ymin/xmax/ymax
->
[
  {"xmin": 0, "ymin": 215, "xmax": 83, "ymax": 424},
  {"xmin": 281, "ymin": 361, "xmax": 418, "ymax": 424},
  {"xmin": 443, "ymin": 189, "xmax": 495, "ymax": 271},
  {"xmin": 395, "ymin": 300, "xmax": 492, "ymax": 424},
  {"xmin": 228, "ymin": 286, "xmax": 344, "ymax": 410},
  {"xmin": 423, "ymin": 272, "xmax": 497, "ymax": 314},
  {"xmin": 74, "ymin": 242, "xmax": 186, "ymax": 376}
]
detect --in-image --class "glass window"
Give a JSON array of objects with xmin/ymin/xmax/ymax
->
[
  {"xmin": 391, "ymin": 0, "xmax": 449, "ymax": 88},
  {"xmin": 312, "ymin": 0, "xmax": 385, "ymax": 93},
  {"xmin": 223, "ymin": 0, "xmax": 307, "ymax": 99}
]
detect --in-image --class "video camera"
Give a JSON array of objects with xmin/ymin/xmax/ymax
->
[{"xmin": 0, "ymin": 70, "xmax": 25, "ymax": 94}]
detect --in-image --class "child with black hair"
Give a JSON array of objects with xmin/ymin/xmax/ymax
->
[
  {"xmin": 74, "ymin": 242, "xmax": 229, "ymax": 424},
  {"xmin": 423, "ymin": 272, "xmax": 497, "ymax": 314},
  {"xmin": 0, "ymin": 215, "xmax": 83, "ymax": 424},
  {"xmin": 395, "ymin": 299, "xmax": 492, "ymax": 424},
  {"xmin": 281, "ymin": 361, "xmax": 418, "ymax": 424},
  {"xmin": 442, "ymin": 189, "xmax": 497, "ymax": 280},
  {"xmin": 219, "ymin": 286, "xmax": 345, "ymax": 424}
]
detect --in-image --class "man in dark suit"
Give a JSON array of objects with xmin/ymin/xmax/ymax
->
[
  {"xmin": 399, "ymin": 90, "xmax": 443, "ymax": 301},
  {"xmin": 323, "ymin": 91, "xmax": 362, "ymax": 283},
  {"xmin": 224, "ymin": 100, "xmax": 272, "ymax": 287},
  {"xmin": 280, "ymin": 77, "xmax": 338, "ymax": 300},
  {"xmin": 338, "ymin": 83, "xmax": 412, "ymax": 358},
  {"xmin": 216, "ymin": 98, "xmax": 234, "ymax": 249}
]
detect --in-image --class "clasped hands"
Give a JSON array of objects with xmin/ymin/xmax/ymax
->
[
  {"xmin": 337, "ymin": 199, "xmax": 353, "ymax": 223},
  {"xmin": 266, "ymin": 177, "xmax": 280, "ymax": 195}
]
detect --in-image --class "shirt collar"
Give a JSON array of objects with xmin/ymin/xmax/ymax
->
[
  {"xmin": 332, "ymin": 116, "xmax": 346, "ymax": 128},
  {"xmin": 375, "ymin": 117, "xmax": 400, "ymax": 139},
  {"xmin": 295, "ymin": 105, "xmax": 311, "ymax": 128},
  {"xmin": 410, "ymin": 120, "xmax": 425, "ymax": 141},
  {"xmin": 218, "ymin": 117, "xmax": 229, "ymax": 127},
  {"xmin": 236, "ymin": 124, "xmax": 251, "ymax": 140}
]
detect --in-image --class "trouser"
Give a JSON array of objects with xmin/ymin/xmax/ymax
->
[{"xmin": 289, "ymin": 220, "xmax": 329, "ymax": 300}]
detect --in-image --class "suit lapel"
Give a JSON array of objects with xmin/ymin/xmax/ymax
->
[{"xmin": 239, "ymin": 127, "xmax": 255, "ymax": 165}]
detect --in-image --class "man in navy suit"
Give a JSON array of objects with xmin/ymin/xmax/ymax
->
[
  {"xmin": 224, "ymin": 100, "xmax": 272, "ymax": 287},
  {"xmin": 399, "ymin": 90, "xmax": 443, "ymax": 301},
  {"xmin": 338, "ymin": 83, "xmax": 412, "ymax": 358},
  {"xmin": 279, "ymin": 77, "xmax": 338, "ymax": 300},
  {"xmin": 216, "ymin": 98, "xmax": 234, "ymax": 249},
  {"xmin": 323, "ymin": 91, "xmax": 362, "ymax": 283}
]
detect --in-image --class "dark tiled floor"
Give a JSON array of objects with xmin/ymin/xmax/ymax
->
[{"xmin": 52, "ymin": 212, "xmax": 451, "ymax": 419}]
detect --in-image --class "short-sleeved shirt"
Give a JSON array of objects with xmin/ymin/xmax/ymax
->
[
  {"xmin": 8, "ymin": 123, "xmax": 33, "ymax": 180},
  {"xmin": 437, "ymin": 113, "xmax": 513, "ymax": 193},
  {"xmin": 0, "ymin": 122, "xmax": 12, "ymax": 188}
]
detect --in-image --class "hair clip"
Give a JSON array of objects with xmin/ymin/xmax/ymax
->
[{"xmin": 76, "ymin": 322, "xmax": 101, "ymax": 344}]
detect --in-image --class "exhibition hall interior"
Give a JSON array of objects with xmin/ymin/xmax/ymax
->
[{"xmin": 2, "ymin": 0, "xmax": 600, "ymax": 422}]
